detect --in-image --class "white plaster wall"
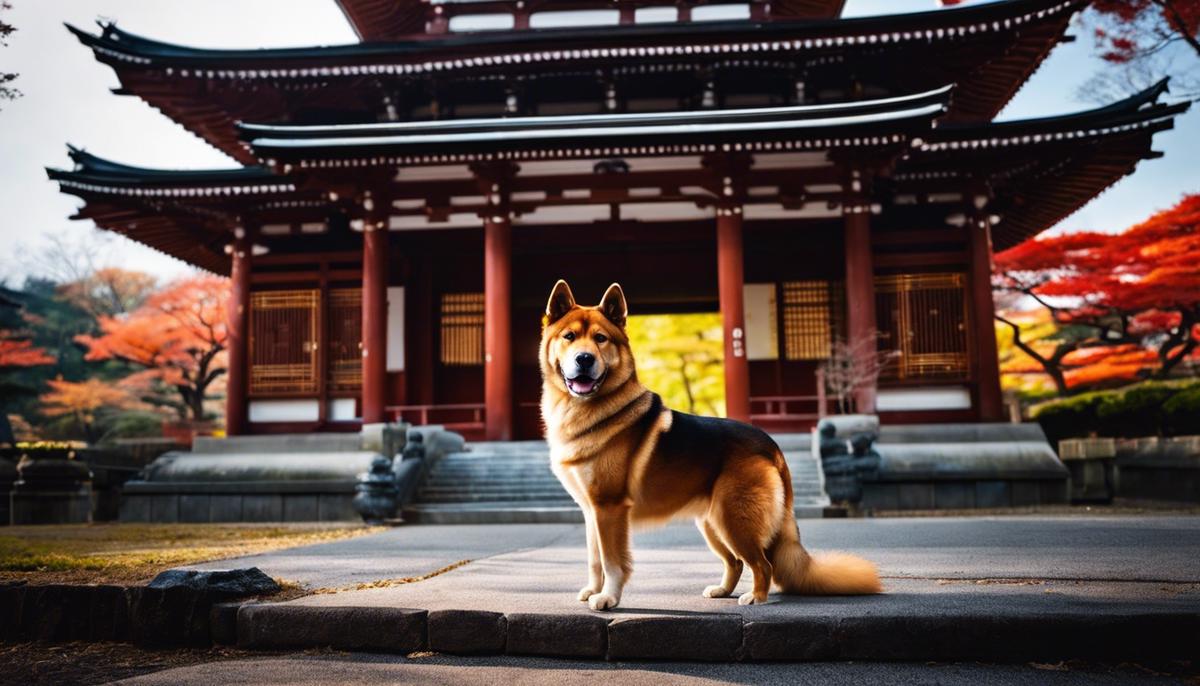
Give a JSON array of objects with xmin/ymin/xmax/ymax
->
[
  {"xmin": 248, "ymin": 399, "xmax": 320, "ymax": 423},
  {"xmin": 387, "ymin": 286, "xmax": 405, "ymax": 372},
  {"xmin": 876, "ymin": 387, "xmax": 973, "ymax": 411}
]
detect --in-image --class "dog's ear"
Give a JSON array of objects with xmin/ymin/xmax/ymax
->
[
  {"xmin": 544, "ymin": 280, "xmax": 577, "ymax": 326},
  {"xmin": 598, "ymin": 283, "xmax": 627, "ymax": 328}
]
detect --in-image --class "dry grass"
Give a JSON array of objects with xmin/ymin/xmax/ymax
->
[
  {"xmin": 309, "ymin": 558, "xmax": 472, "ymax": 595},
  {"xmin": 0, "ymin": 522, "xmax": 383, "ymax": 586}
]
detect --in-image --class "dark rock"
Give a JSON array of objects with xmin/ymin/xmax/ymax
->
[
  {"xmin": 428, "ymin": 609, "xmax": 507, "ymax": 654},
  {"xmin": 505, "ymin": 613, "xmax": 607, "ymax": 658},
  {"xmin": 147, "ymin": 567, "xmax": 281, "ymax": 599},
  {"xmin": 607, "ymin": 614, "xmax": 742, "ymax": 661},
  {"xmin": 237, "ymin": 604, "xmax": 427, "ymax": 652}
]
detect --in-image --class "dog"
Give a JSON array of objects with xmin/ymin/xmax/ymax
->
[{"xmin": 539, "ymin": 280, "xmax": 882, "ymax": 610}]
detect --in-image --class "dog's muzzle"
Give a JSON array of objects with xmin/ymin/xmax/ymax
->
[{"xmin": 563, "ymin": 371, "xmax": 604, "ymax": 397}]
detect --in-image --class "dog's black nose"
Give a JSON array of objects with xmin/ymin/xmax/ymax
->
[{"xmin": 575, "ymin": 352, "xmax": 595, "ymax": 370}]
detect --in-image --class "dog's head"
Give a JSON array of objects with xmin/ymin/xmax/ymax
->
[{"xmin": 539, "ymin": 280, "xmax": 633, "ymax": 400}]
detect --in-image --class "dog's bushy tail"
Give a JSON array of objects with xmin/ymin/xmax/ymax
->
[{"xmin": 769, "ymin": 457, "xmax": 882, "ymax": 595}]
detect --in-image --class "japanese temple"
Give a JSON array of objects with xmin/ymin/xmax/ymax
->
[{"xmin": 49, "ymin": 0, "xmax": 1188, "ymax": 441}]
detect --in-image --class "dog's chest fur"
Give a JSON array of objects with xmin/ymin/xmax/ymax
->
[{"xmin": 548, "ymin": 402, "xmax": 673, "ymax": 509}]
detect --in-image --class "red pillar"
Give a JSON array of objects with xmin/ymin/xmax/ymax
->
[
  {"xmin": 717, "ymin": 207, "xmax": 751, "ymax": 423},
  {"xmin": 225, "ymin": 230, "xmax": 251, "ymax": 436},
  {"xmin": 969, "ymin": 217, "xmax": 1004, "ymax": 421},
  {"xmin": 361, "ymin": 220, "xmax": 389, "ymax": 424},
  {"xmin": 484, "ymin": 215, "xmax": 513, "ymax": 440},
  {"xmin": 844, "ymin": 208, "xmax": 878, "ymax": 414}
]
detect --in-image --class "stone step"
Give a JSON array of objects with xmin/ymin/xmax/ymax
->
[
  {"xmin": 421, "ymin": 482, "xmax": 565, "ymax": 492},
  {"xmin": 430, "ymin": 465, "xmax": 555, "ymax": 474},
  {"xmin": 427, "ymin": 472, "xmax": 558, "ymax": 482},
  {"xmin": 403, "ymin": 502, "xmax": 585, "ymax": 524},
  {"xmin": 417, "ymin": 491, "xmax": 573, "ymax": 503},
  {"xmin": 409, "ymin": 434, "xmax": 830, "ymax": 523},
  {"xmin": 418, "ymin": 496, "xmax": 575, "ymax": 505},
  {"xmin": 434, "ymin": 460, "xmax": 551, "ymax": 468}
]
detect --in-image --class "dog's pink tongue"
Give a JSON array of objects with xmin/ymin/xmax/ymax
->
[{"xmin": 568, "ymin": 377, "xmax": 597, "ymax": 394}]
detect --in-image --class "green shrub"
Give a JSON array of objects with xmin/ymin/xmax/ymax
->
[
  {"xmin": 1031, "ymin": 391, "xmax": 1109, "ymax": 444},
  {"xmin": 100, "ymin": 412, "xmax": 164, "ymax": 441},
  {"xmin": 1095, "ymin": 382, "xmax": 1178, "ymax": 438},
  {"xmin": 1163, "ymin": 386, "xmax": 1200, "ymax": 436}
]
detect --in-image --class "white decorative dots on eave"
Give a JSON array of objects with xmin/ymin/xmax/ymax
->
[
  {"xmin": 94, "ymin": 1, "xmax": 1078, "ymax": 79},
  {"xmin": 57, "ymin": 180, "xmax": 297, "ymax": 198}
]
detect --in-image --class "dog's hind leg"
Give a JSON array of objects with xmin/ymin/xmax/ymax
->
[
  {"xmin": 589, "ymin": 500, "xmax": 633, "ymax": 611},
  {"xmin": 696, "ymin": 517, "xmax": 743, "ymax": 598},
  {"xmin": 710, "ymin": 461, "xmax": 779, "ymax": 605}
]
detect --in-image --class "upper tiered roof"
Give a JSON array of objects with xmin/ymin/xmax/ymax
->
[
  {"xmin": 334, "ymin": 0, "xmax": 847, "ymax": 41},
  {"xmin": 240, "ymin": 85, "xmax": 952, "ymax": 168},
  {"xmin": 69, "ymin": 0, "xmax": 1081, "ymax": 163},
  {"xmin": 48, "ymin": 82, "xmax": 1188, "ymax": 272}
]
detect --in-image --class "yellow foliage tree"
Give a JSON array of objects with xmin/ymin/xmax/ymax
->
[
  {"xmin": 626, "ymin": 313, "xmax": 725, "ymax": 417},
  {"xmin": 40, "ymin": 378, "xmax": 142, "ymax": 444}
]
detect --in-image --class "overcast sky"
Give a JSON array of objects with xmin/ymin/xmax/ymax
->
[{"xmin": 1, "ymin": 0, "xmax": 1196, "ymax": 285}]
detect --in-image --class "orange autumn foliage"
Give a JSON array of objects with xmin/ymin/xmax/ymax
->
[
  {"xmin": 40, "ymin": 377, "xmax": 142, "ymax": 442},
  {"xmin": 0, "ymin": 333, "xmax": 54, "ymax": 368},
  {"xmin": 76, "ymin": 275, "xmax": 229, "ymax": 421},
  {"xmin": 41, "ymin": 377, "xmax": 139, "ymax": 419},
  {"xmin": 994, "ymin": 194, "xmax": 1200, "ymax": 394}
]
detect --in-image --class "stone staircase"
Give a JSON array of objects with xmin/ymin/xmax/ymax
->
[
  {"xmin": 403, "ymin": 435, "xmax": 829, "ymax": 524},
  {"xmin": 403, "ymin": 441, "xmax": 579, "ymax": 523}
]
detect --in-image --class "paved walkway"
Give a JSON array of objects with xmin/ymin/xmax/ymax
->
[
  {"xmin": 113, "ymin": 654, "xmax": 1194, "ymax": 685},
  {"xmin": 191, "ymin": 516, "xmax": 1200, "ymax": 588},
  {"xmin": 195, "ymin": 516, "xmax": 1200, "ymax": 662}
]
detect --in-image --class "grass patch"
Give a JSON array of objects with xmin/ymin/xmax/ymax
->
[{"xmin": 0, "ymin": 523, "xmax": 383, "ymax": 586}]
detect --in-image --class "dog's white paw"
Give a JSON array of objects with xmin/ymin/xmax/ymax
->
[
  {"xmin": 588, "ymin": 593, "xmax": 620, "ymax": 611},
  {"xmin": 577, "ymin": 586, "xmax": 600, "ymax": 602},
  {"xmin": 738, "ymin": 591, "xmax": 768, "ymax": 606},
  {"xmin": 703, "ymin": 585, "xmax": 733, "ymax": 598}
]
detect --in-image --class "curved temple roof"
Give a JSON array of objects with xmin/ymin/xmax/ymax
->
[
  {"xmin": 70, "ymin": 0, "xmax": 1077, "ymax": 65},
  {"xmin": 46, "ymin": 148, "xmax": 309, "ymax": 274},
  {"xmin": 335, "ymin": 0, "xmax": 848, "ymax": 42},
  {"xmin": 68, "ymin": 0, "xmax": 1081, "ymax": 162},
  {"xmin": 240, "ymin": 86, "xmax": 952, "ymax": 167},
  {"xmin": 904, "ymin": 79, "xmax": 1190, "ymax": 250},
  {"xmin": 48, "ymin": 83, "xmax": 1188, "ymax": 272}
]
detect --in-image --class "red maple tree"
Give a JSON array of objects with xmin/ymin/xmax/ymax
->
[
  {"xmin": 994, "ymin": 194, "xmax": 1200, "ymax": 393},
  {"xmin": 0, "ymin": 333, "xmax": 54, "ymax": 368},
  {"xmin": 944, "ymin": 0, "xmax": 1200, "ymax": 99},
  {"xmin": 76, "ymin": 275, "xmax": 229, "ymax": 421}
]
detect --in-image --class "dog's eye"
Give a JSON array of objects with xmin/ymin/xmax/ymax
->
[
  {"xmin": 563, "ymin": 331, "xmax": 576, "ymax": 341},
  {"xmin": 594, "ymin": 333, "xmax": 607, "ymax": 344}
]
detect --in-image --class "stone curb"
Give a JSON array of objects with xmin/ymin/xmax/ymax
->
[
  {"xmin": 237, "ymin": 605, "xmax": 426, "ymax": 652},
  {"xmin": 428, "ymin": 609, "xmax": 507, "ymax": 654},
  {"xmin": 229, "ymin": 604, "xmax": 1200, "ymax": 662},
  {"xmin": 0, "ymin": 568, "xmax": 277, "ymax": 647},
  {"xmin": 608, "ymin": 614, "xmax": 742, "ymax": 661}
]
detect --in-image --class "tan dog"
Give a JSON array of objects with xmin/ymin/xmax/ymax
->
[{"xmin": 540, "ymin": 280, "xmax": 882, "ymax": 610}]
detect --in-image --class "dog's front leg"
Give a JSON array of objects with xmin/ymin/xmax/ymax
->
[
  {"xmin": 589, "ymin": 500, "xmax": 632, "ymax": 611},
  {"xmin": 578, "ymin": 510, "xmax": 604, "ymax": 602}
]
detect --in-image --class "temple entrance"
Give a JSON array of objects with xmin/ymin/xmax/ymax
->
[{"xmin": 626, "ymin": 312, "xmax": 726, "ymax": 418}]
